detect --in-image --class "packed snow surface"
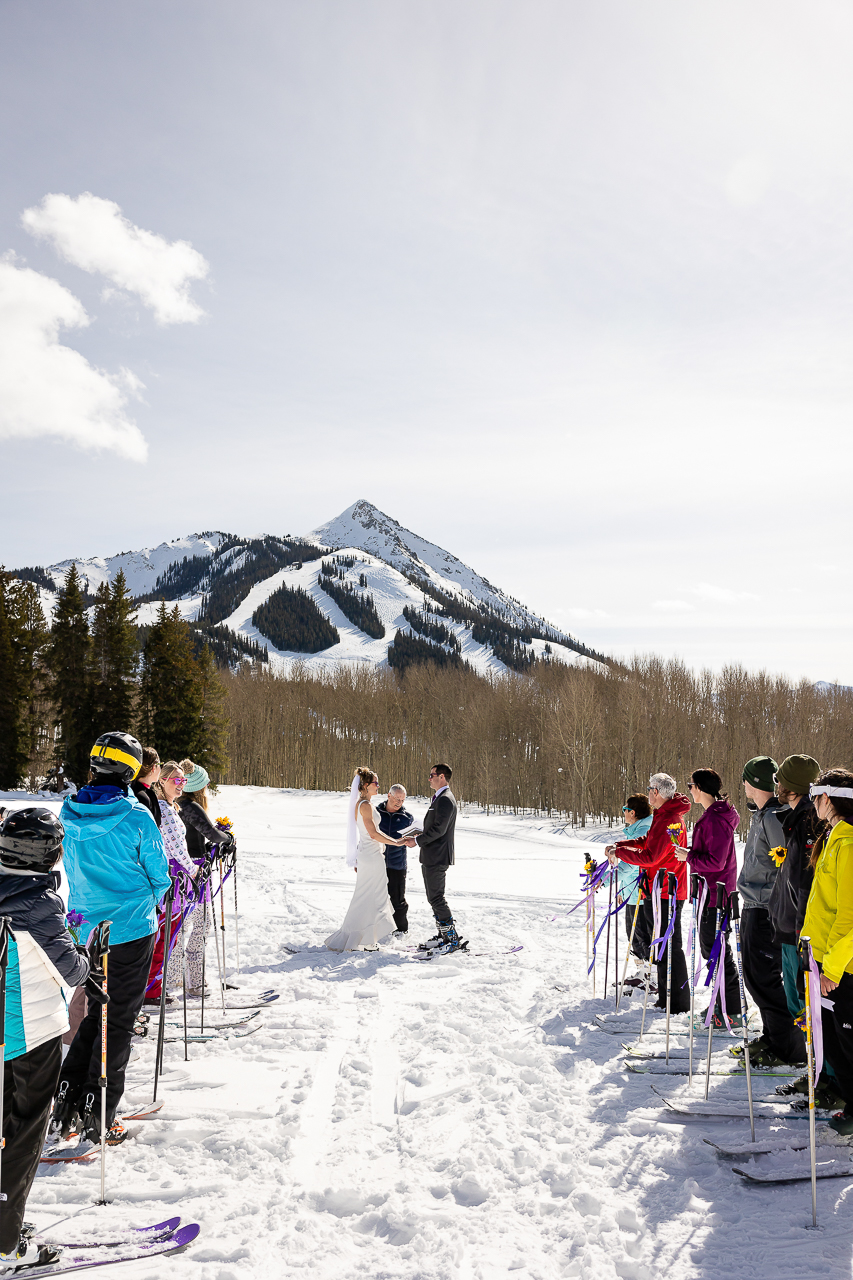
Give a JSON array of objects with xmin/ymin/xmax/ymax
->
[{"xmin": 11, "ymin": 786, "xmax": 851, "ymax": 1278}]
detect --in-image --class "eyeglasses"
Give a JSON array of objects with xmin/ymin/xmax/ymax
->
[
  {"xmin": 429, "ymin": 771, "xmax": 439, "ymax": 778},
  {"xmin": 167, "ymin": 775, "xmax": 187, "ymax": 787}
]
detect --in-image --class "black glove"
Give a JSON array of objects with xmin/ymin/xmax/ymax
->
[{"xmin": 84, "ymin": 972, "xmax": 109, "ymax": 1005}]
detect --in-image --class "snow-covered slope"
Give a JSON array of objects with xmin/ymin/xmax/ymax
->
[{"xmin": 44, "ymin": 533, "xmax": 227, "ymax": 598}]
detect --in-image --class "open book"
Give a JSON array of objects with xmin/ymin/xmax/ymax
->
[{"xmin": 397, "ymin": 822, "xmax": 423, "ymax": 837}]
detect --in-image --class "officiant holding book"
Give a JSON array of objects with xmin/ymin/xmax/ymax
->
[{"xmin": 376, "ymin": 785, "xmax": 414, "ymax": 936}]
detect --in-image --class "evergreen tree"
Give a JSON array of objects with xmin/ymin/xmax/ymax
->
[
  {"xmin": 193, "ymin": 641, "xmax": 230, "ymax": 777},
  {"xmin": 90, "ymin": 569, "xmax": 138, "ymax": 733},
  {"xmin": 138, "ymin": 603, "xmax": 203, "ymax": 760},
  {"xmin": 46, "ymin": 564, "xmax": 94, "ymax": 783},
  {"xmin": 8, "ymin": 579, "xmax": 51, "ymax": 782},
  {"xmin": 0, "ymin": 575, "xmax": 22, "ymax": 788}
]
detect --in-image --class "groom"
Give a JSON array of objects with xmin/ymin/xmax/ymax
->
[{"xmin": 409, "ymin": 763, "xmax": 463, "ymax": 953}]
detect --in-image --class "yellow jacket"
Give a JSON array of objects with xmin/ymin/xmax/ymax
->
[{"xmin": 802, "ymin": 820, "xmax": 853, "ymax": 983}]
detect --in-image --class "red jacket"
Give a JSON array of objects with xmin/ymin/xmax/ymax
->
[{"xmin": 612, "ymin": 794, "xmax": 691, "ymax": 899}]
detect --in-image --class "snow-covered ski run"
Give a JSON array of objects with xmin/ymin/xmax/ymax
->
[{"xmin": 15, "ymin": 786, "xmax": 852, "ymax": 1278}]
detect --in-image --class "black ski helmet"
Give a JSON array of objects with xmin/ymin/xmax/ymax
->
[
  {"xmin": 0, "ymin": 807, "xmax": 65, "ymax": 874},
  {"xmin": 89, "ymin": 731, "xmax": 143, "ymax": 784}
]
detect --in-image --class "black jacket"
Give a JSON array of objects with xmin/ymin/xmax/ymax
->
[
  {"xmin": 177, "ymin": 793, "xmax": 233, "ymax": 861},
  {"xmin": 769, "ymin": 799, "xmax": 817, "ymax": 946},
  {"xmin": 416, "ymin": 789, "xmax": 456, "ymax": 868},
  {"xmin": 131, "ymin": 780, "xmax": 162, "ymax": 829},
  {"xmin": 0, "ymin": 871, "xmax": 89, "ymax": 988},
  {"xmin": 376, "ymin": 800, "xmax": 413, "ymax": 870}
]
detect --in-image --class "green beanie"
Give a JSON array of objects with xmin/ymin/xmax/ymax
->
[
  {"xmin": 776, "ymin": 754, "xmax": 821, "ymax": 795},
  {"xmin": 183, "ymin": 764, "xmax": 210, "ymax": 793},
  {"xmin": 742, "ymin": 756, "xmax": 778, "ymax": 792}
]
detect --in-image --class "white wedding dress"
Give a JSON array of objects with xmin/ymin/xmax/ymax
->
[{"xmin": 325, "ymin": 802, "xmax": 396, "ymax": 951}]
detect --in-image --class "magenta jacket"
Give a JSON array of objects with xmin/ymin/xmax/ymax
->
[{"xmin": 687, "ymin": 800, "xmax": 740, "ymax": 896}]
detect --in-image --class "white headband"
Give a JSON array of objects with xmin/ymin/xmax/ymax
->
[{"xmin": 810, "ymin": 785, "xmax": 853, "ymax": 800}]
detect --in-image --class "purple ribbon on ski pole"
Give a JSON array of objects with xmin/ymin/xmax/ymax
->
[
  {"xmin": 692, "ymin": 879, "xmax": 708, "ymax": 986},
  {"xmin": 703, "ymin": 913, "xmax": 731, "ymax": 1032}
]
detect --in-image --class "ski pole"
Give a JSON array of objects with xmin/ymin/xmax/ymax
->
[
  {"xmin": 688, "ymin": 873, "xmax": 700, "ymax": 1086},
  {"xmin": 181, "ymin": 891, "xmax": 189, "ymax": 1063},
  {"xmin": 728, "ymin": 892, "xmax": 754, "ymax": 1141},
  {"xmin": 665, "ymin": 872, "xmax": 677, "ymax": 1064},
  {"xmin": 209, "ymin": 876, "xmax": 226, "ymax": 1013},
  {"xmin": 233, "ymin": 852, "xmax": 240, "ymax": 976},
  {"xmin": 799, "ymin": 936, "xmax": 818, "ymax": 1228},
  {"xmin": 617, "ymin": 873, "xmax": 646, "ymax": 1012},
  {"xmin": 0, "ymin": 917, "xmax": 10, "ymax": 1238},
  {"xmin": 704, "ymin": 883, "xmax": 727, "ymax": 1101},
  {"xmin": 604, "ymin": 871, "xmax": 613, "ymax": 998},
  {"xmin": 95, "ymin": 921, "xmax": 112, "ymax": 1206},
  {"xmin": 639, "ymin": 871, "xmax": 661, "ymax": 1043},
  {"xmin": 201, "ymin": 889, "xmax": 208, "ymax": 1036},
  {"xmin": 591, "ymin": 888, "xmax": 596, "ymax": 998},
  {"xmin": 153, "ymin": 885, "xmax": 174, "ymax": 1104},
  {"xmin": 614, "ymin": 873, "xmax": 619, "ymax": 1009},
  {"xmin": 218, "ymin": 850, "xmax": 227, "ymax": 984}
]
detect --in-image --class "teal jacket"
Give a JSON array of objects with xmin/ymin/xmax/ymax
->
[
  {"xmin": 616, "ymin": 817, "xmax": 653, "ymax": 904},
  {"xmin": 60, "ymin": 788, "xmax": 171, "ymax": 946}
]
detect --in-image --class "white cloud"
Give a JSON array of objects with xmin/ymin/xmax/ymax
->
[
  {"xmin": 0, "ymin": 260, "xmax": 147, "ymax": 461},
  {"xmin": 690, "ymin": 581, "xmax": 760, "ymax": 605},
  {"xmin": 21, "ymin": 193, "xmax": 209, "ymax": 325},
  {"xmin": 651, "ymin": 599, "xmax": 695, "ymax": 614}
]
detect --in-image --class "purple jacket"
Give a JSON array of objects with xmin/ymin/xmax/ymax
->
[{"xmin": 687, "ymin": 800, "xmax": 739, "ymax": 895}]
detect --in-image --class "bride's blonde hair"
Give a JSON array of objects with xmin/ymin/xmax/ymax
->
[{"xmin": 356, "ymin": 766, "xmax": 377, "ymax": 796}]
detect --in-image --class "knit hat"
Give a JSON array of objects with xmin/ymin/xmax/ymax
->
[
  {"xmin": 742, "ymin": 756, "xmax": 778, "ymax": 792},
  {"xmin": 775, "ymin": 754, "xmax": 821, "ymax": 795},
  {"xmin": 183, "ymin": 764, "xmax": 210, "ymax": 793}
]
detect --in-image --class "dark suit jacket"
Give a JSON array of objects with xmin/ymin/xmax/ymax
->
[{"xmin": 416, "ymin": 789, "xmax": 456, "ymax": 867}]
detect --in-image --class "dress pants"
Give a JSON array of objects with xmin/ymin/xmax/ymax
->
[
  {"xmin": 641, "ymin": 897, "xmax": 689, "ymax": 1012},
  {"xmin": 386, "ymin": 868, "xmax": 408, "ymax": 932},
  {"xmin": 1, "ymin": 1036, "xmax": 62, "ymax": 1254},
  {"xmin": 58, "ymin": 933, "xmax": 156, "ymax": 1125},
  {"xmin": 421, "ymin": 864, "xmax": 451, "ymax": 923},
  {"xmin": 741, "ymin": 907, "xmax": 806, "ymax": 1063}
]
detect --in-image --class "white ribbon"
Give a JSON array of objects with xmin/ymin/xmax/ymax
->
[{"xmin": 346, "ymin": 774, "xmax": 362, "ymax": 868}]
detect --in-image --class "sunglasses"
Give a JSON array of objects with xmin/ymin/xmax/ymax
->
[{"xmin": 166, "ymin": 775, "xmax": 187, "ymax": 787}]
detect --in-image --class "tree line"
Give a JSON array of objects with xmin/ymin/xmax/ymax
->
[
  {"xmin": 220, "ymin": 655, "xmax": 853, "ymax": 831},
  {"xmin": 0, "ymin": 565, "xmax": 229, "ymax": 791}
]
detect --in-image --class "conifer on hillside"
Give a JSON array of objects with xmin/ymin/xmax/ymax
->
[
  {"xmin": 47, "ymin": 565, "xmax": 94, "ymax": 783},
  {"xmin": 90, "ymin": 569, "xmax": 138, "ymax": 731},
  {"xmin": 193, "ymin": 641, "xmax": 230, "ymax": 778},
  {"xmin": 138, "ymin": 603, "xmax": 203, "ymax": 761},
  {"xmin": 0, "ymin": 573, "xmax": 52, "ymax": 788}
]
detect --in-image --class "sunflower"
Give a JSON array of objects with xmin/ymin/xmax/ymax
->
[{"xmin": 767, "ymin": 846, "xmax": 787, "ymax": 868}]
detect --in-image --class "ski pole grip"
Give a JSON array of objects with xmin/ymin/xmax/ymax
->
[
  {"xmin": 690, "ymin": 872, "xmax": 700, "ymax": 901},
  {"xmin": 716, "ymin": 881, "xmax": 727, "ymax": 911},
  {"xmin": 729, "ymin": 891, "xmax": 740, "ymax": 921},
  {"xmin": 668, "ymin": 871, "xmax": 678, "ymax": 898},
  {"xmin": 798, "ymin": 935, "xmax": 811, "ymax": 971}
]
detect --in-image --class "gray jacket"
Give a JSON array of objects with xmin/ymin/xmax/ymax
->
[{"xmin": 737, "ymin": 798, "xmax": 786, "ymax": 909}]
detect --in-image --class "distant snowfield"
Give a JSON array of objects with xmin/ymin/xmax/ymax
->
[{"xmin": 12, "ymin": 786, "xmax": 847, "ymax": 1280}]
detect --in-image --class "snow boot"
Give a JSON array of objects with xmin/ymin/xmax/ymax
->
[
  {"xmin": 0, "ymin": 1238, "xmax": 61, "ymax": 1271},
  {"xmin": 49, "ymin": 1080, "xmax": 81, "ymax": 1140}
]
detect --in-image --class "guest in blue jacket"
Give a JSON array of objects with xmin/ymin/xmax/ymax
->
[
  {"xmin": 617, "ymin": 795, "xmax": 653, "ymax": 969},
  {"xmin": 376, "ymin": 785, "xmax": 414, "ymax": 935},
  {"xmin": 53, "ymin": 731, "xmax": 170, "ymax": 1146},
  {"xmin": 0, "ymin": 808, "xmax": 91, "ymax": 1270}
]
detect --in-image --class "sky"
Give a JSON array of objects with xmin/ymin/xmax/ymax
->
[{"xmin": 1, "ymin": 1, "xmax": 851, "ymax": 681}]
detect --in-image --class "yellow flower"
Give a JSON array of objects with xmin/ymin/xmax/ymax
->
[{"xmin": 767, "ymin": 846, "xmax": 787, "ymax": 868}]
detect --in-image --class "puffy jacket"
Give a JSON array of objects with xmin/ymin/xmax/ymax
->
[
  {"xmin": 612, "ymin": 794, "xmax": 690, "ymax": 899},
  {"xmin": 687, "ymin": 800, "xmax": 740, "ymax": 895},
  {"xmin": 770, "ymin": 799, "xmax": 817, "ymax": 945},
  {"xmin": 376, "ymin": 800, "xmax": 413, "ymax": 871},
  {"xmin": 177, "ymin": 794, "xmax": 233, "ymax": 861},
  {"xmin": 802, "ymin": 820, "xmax": 853, "ymax": 983},
  {"xmin": 0, "ymin": 869, "xmax": 88, "ymax": 1060},
  {"xmin": 131, "ymin": 780, "xmax": 161, "ymax": 829},
  {"xmin": 60, "ymin": 785, "xmax": 171, "ymax": 945},
  {"xmin": 616, "ymin": 817, "xmax": 653, "ymax": 904},
  {"xmin": 737, "ymin": 796, "xmax": 785, "ymax": 909}
]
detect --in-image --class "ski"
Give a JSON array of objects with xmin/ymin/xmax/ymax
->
[
  {"xmin": 704, "ymin": 1131, "xmax": 848, "ymax": 1158},
  {"xmin": 650, "ymin": 1084, "xmax": 815, "ymax": 1119},
  {"xmin": 164, "ymin": 1009, "xmax": 260, "ymax": 1030},
  {"xmin": 413, "ymin": 941, "xmax": 470, "ymax": 961},
  {"xmin": 733, "ymin": 1155, "xmax": 853, "ymax": 1183},
  {"xmin": 621, "ymin": 1042, "xmax": 761, "ymax": 1060},
  {"xmin": 121, "ymin": 1101, "xmax": 164, "ymax": 1120},
  {"xmin": 163, "ymin": 1022, "xmax": 262, "ymax": 1044},
  {"xmin": 184, "ymin": 988, "xmax": 278, "ymax": 1010},
  {"xmin": 36, "ymin": 1219, "xmax": 181, "ymax": 1249},
  {"xmin": 40, "ymin": 1127, "xmax": 143, "ymax": 1164},
  {"xmin": 625, "ymin": 1060, "xmax": 798, "ymax": 1077},
  {"xmin": 29, "ymin": 1223, "xmax": 200, "ymax": 1273}
]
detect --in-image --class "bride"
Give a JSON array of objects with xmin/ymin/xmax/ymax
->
[{"xmin": 325, "ymin": 768, "xmax": 403, "ymax": 952}]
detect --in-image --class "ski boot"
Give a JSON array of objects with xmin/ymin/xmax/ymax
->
[
  {"xmin": 829, "ymin": 1111, "xmax": 853, "ymax": 1136},
  {"xmin": 49, "ymin": 1081, "xmax": 81, "ymax": 1140},
  {"xmin": 80, "ymin": 1094, "xmax": 132, "ymax": 1147},
  {"xmin": 0, "ymin": 1238, "xmax": 61, "ymax": 1271},
  {"xmin": 434, "ymin": 921, "xmax": 467, "ymax": 956}
]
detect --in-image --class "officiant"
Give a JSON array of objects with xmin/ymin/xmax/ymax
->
[{"xmin": 376, "ymin": 784, "xmax": 413, "ymax": 936}]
